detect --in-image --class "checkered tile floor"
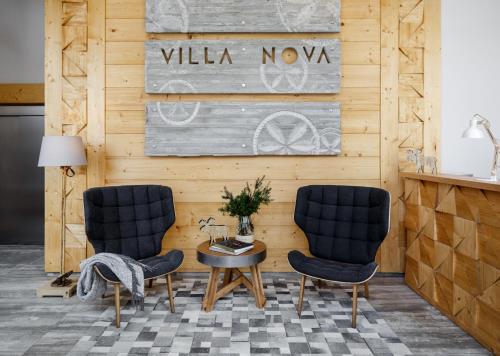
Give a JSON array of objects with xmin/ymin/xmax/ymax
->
[{"xmin": 68, "ymin": 275, "xmax": 412, "ymax": 356}]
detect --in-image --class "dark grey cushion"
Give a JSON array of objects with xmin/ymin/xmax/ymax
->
[
  {"xmin": 83, "ymin": 185, "xmax": 175, "ymax": 260},
  {"xmin": 95, "ymin": 249, "xmax": 184, "ymax": 282},
  {"xmin": 294, "ymin": 185, "xmax": 390, "ymax": 265},
  {"xmin": 288, "ymin": 250, "xmax": 377, "ymax": 283}
]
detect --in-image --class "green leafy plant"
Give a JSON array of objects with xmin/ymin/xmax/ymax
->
[{"xmin": 219, "ymin": 176, "xmax": 272, "ymax": 217}]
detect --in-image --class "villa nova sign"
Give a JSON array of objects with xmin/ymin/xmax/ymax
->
[{"xmin": 145, "ymin": 39, "xmax": 341, "ymax": 94}]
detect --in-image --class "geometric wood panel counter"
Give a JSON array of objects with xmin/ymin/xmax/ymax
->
[{"xmin": 401, "ymin": 172, "xmax": 499, "ymax": 354}]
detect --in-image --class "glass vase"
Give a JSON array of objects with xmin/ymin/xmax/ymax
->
[{"xmin": 236, "ymin": 216, "xmax": 254, "ymax": 243}]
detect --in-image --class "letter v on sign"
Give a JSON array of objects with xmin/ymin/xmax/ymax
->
[{"xmin": 161, "ymin": 48, "xmax": 174, "ymax": 64}]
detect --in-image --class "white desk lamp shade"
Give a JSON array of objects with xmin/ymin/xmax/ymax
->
[
  {"xmin": 462, "ymin": 118, "xmax": 485, "ymax": 139},
  {"xmin": 38, "ymin": 136, "xmax": 87, "ymax": 167}
]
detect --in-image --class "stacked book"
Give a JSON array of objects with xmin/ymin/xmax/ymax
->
[{"xmin": 209, "ymin": 239, "xmax": 254, "ymax": 255}]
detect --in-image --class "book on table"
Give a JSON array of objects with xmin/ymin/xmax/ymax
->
[{"xmin": 209, "ymin": 239, "xmax": 254, "ymax": 255}]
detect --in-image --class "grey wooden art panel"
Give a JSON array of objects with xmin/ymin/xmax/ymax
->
[
  {"xmin": 146, "ymin": 0, "xmax": 340, "ymax": 33},
  {"xmin": 145, "ymin": 102, "xmax": 341, "ymax": 156},
  {"xmin": 145, "ymin": 39, "xmax": 341, "ymax": 94}
]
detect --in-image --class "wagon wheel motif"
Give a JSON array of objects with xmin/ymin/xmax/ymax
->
[
  {"xmin": 156, "ymin": 80, "xmax": 200, "ymax": 126},
  {"xmin": 318, "ymin": 127, "xmax": 341, "ymax": 154},
  {"xmin": 253, "ymin": 111, "xmax": 320, "ymax": 155},
  {"xmin": 276, "ymin": 0, "xmax": 339, "ymax": 32},
  {"xmin": 148, "ymin": 0, "xmax": 189, "ymax": 32},
  {"xmin": 260, "ymin": 56, "xmax": 308, "ymax": 93}
]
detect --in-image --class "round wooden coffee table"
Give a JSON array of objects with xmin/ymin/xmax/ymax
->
[{"xmin": 197, "ymin": 240, "xmax": 267, "ymax": 312}]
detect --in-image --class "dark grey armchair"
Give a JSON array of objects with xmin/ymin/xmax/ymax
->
[
  {"xmin": 288, "ymin": 185, "xmax": 390, "ymax": 327},
  {"xmin": 83, "ymin": 185, "xmax": 183, "ymax": 327}
]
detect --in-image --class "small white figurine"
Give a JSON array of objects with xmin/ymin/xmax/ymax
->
[
  {"xmin": 425, "ymin": 156, "xmax": 438, "ymax": 175},
  {"xmin": 406, "ymin": 149, "xmax": 438, "ymax": 174},
  {"xmin": 198, "ymin": 217, "xmax": 229, "ymax": 245},
  {"xmin": 406, "ymin": 148, "xmax": 424, "ymax": 173}
]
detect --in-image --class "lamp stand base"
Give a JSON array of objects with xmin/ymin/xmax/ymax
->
[{"xmin": 37, "ymin": 278, "xmax": 77, "ymax": 298}]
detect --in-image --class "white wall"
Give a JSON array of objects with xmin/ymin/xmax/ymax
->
[
  {"xmin": 441, "ymin": 0, "xmax": 500, "ymax": 178},
  {"xmin": 0, "ymin": 0, "xmax": 44, "ymax": 83}
]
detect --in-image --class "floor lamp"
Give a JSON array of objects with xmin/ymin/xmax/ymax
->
[{"xmin": 38, "ymin": 136, "xmax": 87, "ymax": 274}]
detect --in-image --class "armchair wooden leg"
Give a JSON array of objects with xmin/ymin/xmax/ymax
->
[
  {"xmin": 297, "ymin": 275, "xmax": 306, "ymax": 317},
  {"xmin": 148, "ymin": 279, "xmax": 153, "ymax": 288},
  {"xmin": 114, "ymin": 283, "xmax": 121, "ymax": 328},
  {"xmin": 352, "ymin": 284, "xmax": 358, "ymax": 328},
  {"xmin": 364, "ymin": 282, "xmax": 369, "ymax": 298},
  {"xmin": 166, "ymin": 274, "xmax": 175, "ymax": 313}
]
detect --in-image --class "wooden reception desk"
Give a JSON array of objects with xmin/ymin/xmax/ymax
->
[{"xmin": 401, "ymin": 172, "xmax": 499, "ymax": 354}]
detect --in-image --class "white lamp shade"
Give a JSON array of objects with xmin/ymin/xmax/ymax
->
[
  {"xmin": 462, "ymin": 119, "xmax": 485, "ymax": 139},
  {"xmin": 38, "ymin": 136, "xmax": 87, "ymax": 167}
]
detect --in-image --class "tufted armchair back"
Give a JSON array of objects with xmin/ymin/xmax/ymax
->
[
  {"xmin": 294, "ymin": 185, "xmax": 390, "ymax": 265},
  {"xmin": 83, "ymin": 185, "xmax": 175, "ymax": 260}
]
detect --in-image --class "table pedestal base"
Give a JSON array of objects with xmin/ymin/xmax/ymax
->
[{"xmin": 202, "ymin": 265, "xmax": 266, "ymax": 312}]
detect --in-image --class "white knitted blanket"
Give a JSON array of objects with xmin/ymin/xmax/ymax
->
[{"xmin": 77, "ymin": 253, "xmax": 151, "ymax": 309}]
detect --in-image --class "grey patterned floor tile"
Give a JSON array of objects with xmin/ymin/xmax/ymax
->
[{"xmin": 0, "ymin": 246, "xmax": 492, "ymax": 356}]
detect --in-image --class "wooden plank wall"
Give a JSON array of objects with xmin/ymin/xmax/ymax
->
[
  {"xmin": 45, "ymin": 0, "xmax": 89, "ymax": 272},
  {"xmin": 381, "ymin": 0, "xmax": 441, "ymax": 272},
  {"xmin": 44, "ymin": 0, "xmax": 441, "ymax": 273}
]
